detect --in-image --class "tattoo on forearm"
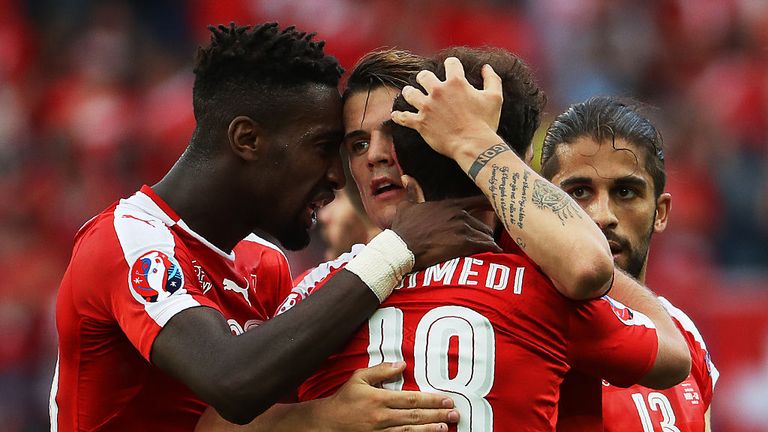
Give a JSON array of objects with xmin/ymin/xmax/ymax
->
[
  {"xmin": 515, "ymin": 237, "xmax": 526, "ymax": 249},
  {"xmin": 489, "ymin": 165, "xmax": 511, "ymax": 225},
  {"xmin": 468, "ymin": 143, "xmax": 510, "ymax": 180},
  {"xmin": 531, "ymin": 179, "xmax": 582, "ymax": 224},
  {"xmin": 488, "ymin": 164, "xmax": 530, "ymax": 230},
  {"xmin": 517, "ymin": 171, "xmax": 529, "ymax": 229}
]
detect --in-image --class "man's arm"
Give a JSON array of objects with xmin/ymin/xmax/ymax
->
[
  {"xmin": 152, "ymin": 197, "xmax": 499, "ymax": 424},
  {"xmin": 608, "ymin": 270, "xmax": 692, "ymax": 389},
  {"xmin": 195, "ymin": 362, "xmax": 459, "ymax": 431},
  {"xmin": 392, "ymin": 58, "xmax": 613, "ymax": 300}
]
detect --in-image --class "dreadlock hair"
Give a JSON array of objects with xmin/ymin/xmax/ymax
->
[
  {"xmin": 391, "ymin": 46, "xmax": 546, "ymax": 201},
  {"xmin": 540, "ymin": 96, "xmax": 666, "ymax": 198},
  {"xmin": 189, "ymin": 22, "xmax": 344, "ymax": 156}
]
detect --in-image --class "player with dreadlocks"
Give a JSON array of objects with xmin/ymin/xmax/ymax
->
[{"xmin": 51, "ymin": 23, "xmax": 496, "ymax": 431}]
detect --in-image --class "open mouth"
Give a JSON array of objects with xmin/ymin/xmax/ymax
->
[
  {"xmin": 370, "ymin": 177, "xmax": 404, "ymax": 198},
  {"xmin": 305, "ymin": 195, "xmax": 334, "ymax": 227}
]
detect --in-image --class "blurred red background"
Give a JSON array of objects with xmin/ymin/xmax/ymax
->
[{"xmin": 1, "ymin": 0, "xmax": 766, "ymax": 430}]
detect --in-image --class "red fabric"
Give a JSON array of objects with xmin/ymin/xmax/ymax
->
[
  {"xmin": 53, "ymin": 186, "xmax": 292, "ymax": 431},
  {"xmin": 282, "ymin": 248, "xmax": 658, "ymax": 431}
]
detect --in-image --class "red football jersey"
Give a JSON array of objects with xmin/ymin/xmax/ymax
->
[
  {"xmin": 51, "ymin": 185, "xmax": 293, "ymax": 431},
  {"xmin": 556, "ymin": 299, "xmax": 718, "ymax": 432},
  {"xmin": 601, "ymin": 297, "xmax": 718, "ymax": 432},
  {"xmin": 278, "ymin": 249, "xmax": 659, "ymax": 431}
]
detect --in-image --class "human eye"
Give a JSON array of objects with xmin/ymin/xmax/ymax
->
[
  {"xmin": 567, "ymin": 186, "xmax": 592, "ymax": 200},
  {"xmin": 349, "ymin": 140, "xmax": 370, "ymax": 155},
  {"xmin": 615, "ymin": 187, "xmax": 638, "ymax": 200}
]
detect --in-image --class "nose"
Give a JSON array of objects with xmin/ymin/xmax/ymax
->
[
  {"xmin": 327, "ymin": 152, "xmax": 347, "ymax": 190},
  {"xmin": 586, "ymin": 192, "xmax": 618, "ymax": 231},
  {"xmin": 366, "ymin": 131, "xmax": 396, "ymax": 168}
]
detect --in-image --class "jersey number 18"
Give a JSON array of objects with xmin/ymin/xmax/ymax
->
[{"xmin": 367, "ymin": 306, "xmax": 495, "ymax": 432}]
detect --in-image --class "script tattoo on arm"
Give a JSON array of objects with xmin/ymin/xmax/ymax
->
[
  {"xmin": 487, "ymin": 164, "xmax": 529, "ymax": 231},
  {"xmin": 531, "ymin": 179, "xmax": 583, "ymax": 224}
]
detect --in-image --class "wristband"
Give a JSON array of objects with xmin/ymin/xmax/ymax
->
[
  {"xmin": 468, "ymin": 142, "xmax": 510, "ymax": 180},
  {"xmin": 345, "ymin": 229, "xmax": 415, "ymax": 302}
]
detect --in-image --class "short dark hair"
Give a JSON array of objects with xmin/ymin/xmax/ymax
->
[
  {"xmin": 190, "ymin": 22, "xmax": 344, "ymax": 153},
  {"xmin": 343, "ymin": 48, "xmax": 429, "ymax": 100},
  {"xmin": 342, "ymin": 48, "xmax": 429, "ymax": 210},
  {"xmin": 391, "ymin": 46, "xmax": 546, "ymax": 201},
  {"xmin": 540, "ymin": 96, "xmax": 666, "ymax": 197}
]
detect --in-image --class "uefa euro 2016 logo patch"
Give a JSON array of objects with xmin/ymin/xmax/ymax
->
[{"xmin": 130, "ymin": 250, "xmax": 184, "ymax": 303}]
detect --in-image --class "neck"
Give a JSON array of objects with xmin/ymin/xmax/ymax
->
[{"xmin": 152, "ymin": 153, "xmax": 255, "ymax": 253}]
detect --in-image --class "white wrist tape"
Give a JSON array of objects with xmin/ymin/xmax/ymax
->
[{"xmin": 345, "ymin": 229, "xmax": 415, "ymax": 302}]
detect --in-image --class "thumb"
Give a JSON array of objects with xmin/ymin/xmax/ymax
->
[
  {"xmin": 356, "ymin": 362, "xmax": 407, "ymax": 386},
  {"xmin": 401, "ymin": 175, "xmax": 425, "ymax": 204}
]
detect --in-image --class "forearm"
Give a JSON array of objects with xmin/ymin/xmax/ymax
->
[
  {"xmin": 452, "ymin": 130, "xmax": 613, "ymax": 299},
  {"xmin": 609, "ymin": 270, "xmax": 691, "ymax": 388},
  {"xmin": 153, "ymin": 270, "xmax": 380, "ymax": 424}
]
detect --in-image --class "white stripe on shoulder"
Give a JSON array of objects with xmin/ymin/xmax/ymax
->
[
  {"xmin": 658, "ymin": 296, "xmax": 720, "ymax": 389},
  {"xmin": 114, "ymin": 197, "xmax": 202, "ymax": 327},
  {"xmin": 49, "ymin": 352, "xmax": 59, "ymax": 432}
]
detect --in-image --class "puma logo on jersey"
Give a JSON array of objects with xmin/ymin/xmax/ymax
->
[{"xmin": 223, "ymin": 277, "xmax": 251, "ymax": 306}]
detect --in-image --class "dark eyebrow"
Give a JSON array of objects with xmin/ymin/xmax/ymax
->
[
  {"xmin": 558, "ymin": 176, "xmax": 594, "ymax": 188},
  {"xmin": 343, "ymin": 129, "xmax": 369, "ymax": 142},
  {"xmin": 614, "ymin": 175, "xmax": 648, "ymax": 190}
]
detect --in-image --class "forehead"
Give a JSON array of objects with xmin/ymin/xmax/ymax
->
[
  {"xmin": 287, "ymin": 84, "xmax": 344, "ymax": 139},
  {"xmin": 551, "ymin": 136, "xmax": 652, "ymax": 184},
  {"xmin": 343, "ymin": 86, "xmax": 399, "ymax": 134}
]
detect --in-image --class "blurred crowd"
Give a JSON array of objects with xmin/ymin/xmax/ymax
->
[{"xmin": 1, "ymin": 0, "xmax": 767, "ymax": 430}]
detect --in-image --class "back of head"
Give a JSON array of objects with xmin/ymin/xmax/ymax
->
[
  {"xmin": 190, "ymin": 22, "xmax": 344, "ymax": 154},
  {"xmin": 540, "ymin": 96, "xmax": 666, "ymax": 197},
  {"xmin": 391, "ymin": 46, "xmax": 545, "ymax": 201}
]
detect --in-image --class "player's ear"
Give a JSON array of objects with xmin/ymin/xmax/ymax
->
[
  {"xmin": 653, "ymin": 192, "xmax": 671, "ymax": 234},
  {"xmin": 228, "ymin": 116, "xmax": 265, "ymax": 161},
  {"xmin": 401, "ymin": 175, "xmax": 425, "ymax": 204}
]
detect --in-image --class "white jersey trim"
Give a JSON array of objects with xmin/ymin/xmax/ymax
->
[
  {"xmin": 274, "ymin": 244, "xmax": 365, "ymax": 316},
  {"xmin": 177, "ymin": 220, "xmax": 236, "ymax": 261},
  {"xmin": 49, "ymin": 352, "xmax": 59, "ymax": 432},
  {"xmin": 658, "ymin": 297, "xmax": 720, "ymax": 390},
  {"xmin": 603, "ymin": 296, "xmax": 657, "ymax": 329},
  {"xmin": 114, "ymin": 194, "xmax": 203, "ymax": 327}
]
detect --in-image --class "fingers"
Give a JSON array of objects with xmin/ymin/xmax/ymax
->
[
  {"xmin": 481, "ymin": 64, "xmax": 502, "ymax": 96},
  {"xmin": 382, "ymin": 409, "xmax": 459, "ymax": 431},
  {"xmin": 401, "ymin": 175, "xmax": 426, "ymax": 204},
  {"xmin": 383, "ymin": 423, "xmax": 450, "ymax": 432},
  {"xmin": 379, "ymin": 407, "xmax": 459, "ymax": 429},
  {"xmin": 401, "ymin": 85, "xmax": 428, "ymax": 111},
  {"xmin": 355, "ymin": 362, "xmax": 407, "ymax": 386},
  {"xmin": 415, "ymin": 70, "xmax": 441, "ymax": 93},
  {"xmin": 391, "ymin": 110, "xmax": 419, "ymax": 129},
  {"xmin": 385, "ymin": 390, "xmax": 454, "ymax": 410},
  {"xmin": 443, "ymin": 57, "xmax": 466, "ymax": 80},
  {"xmin": 447, "ymin": 194, "xmax": 494, "ymax": 212}
]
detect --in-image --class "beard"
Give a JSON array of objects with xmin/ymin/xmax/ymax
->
[
  {"xmin": 603, "ymin": 227, "xmax": 653, "ymax": 279},
  {"xmin": 276, "ymin": 214, "xmax": 312, "ymax": 251}
]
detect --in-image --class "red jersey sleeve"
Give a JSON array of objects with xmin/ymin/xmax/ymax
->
[
  {"xmin": 568, "ymin": 296, "xmax": 659, "ymax": 387},
  {"xmin": 108, "ymin": 208, "xmax": 219, "ymax": 361},
  {"xmin": 658, "ymin": 297, "xmax": 719, "ymax": 408}
]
